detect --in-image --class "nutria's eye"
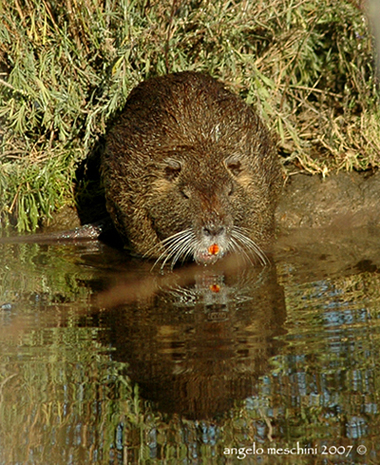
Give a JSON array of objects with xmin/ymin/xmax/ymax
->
[
  {"xmin": 164, "ymin": 158, "xmax": 182, "ymax": 180},
  {"xmin": 225, "ymin": 155, "xmax": 243, "ymax": 177}
]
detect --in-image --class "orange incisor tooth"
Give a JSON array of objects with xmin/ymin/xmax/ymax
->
[
  {"xmin": 210, "ymin": 284, "xmax": 221, "ymax": 293},
  {"xmin": 208, "ymin": 243, "xmax": 219, "ymax": 255}
]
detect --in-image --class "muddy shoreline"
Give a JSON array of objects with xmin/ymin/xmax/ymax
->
[{"xmin": 276, "ymin": 170, "xmax": 380, "ymax": 230}]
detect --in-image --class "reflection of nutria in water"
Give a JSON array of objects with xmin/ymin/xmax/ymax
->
[
  {"xmin": 102, "ymin": 71, "xmax": 281, "ymax": 268},
  {"xmin": 96, "ymin": 266, "xmax": 286, "ymax": 420}
]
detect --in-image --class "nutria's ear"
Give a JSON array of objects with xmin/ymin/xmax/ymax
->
[
  {"xmin": 163, "ymin": 158, "xmax": 182, "ymax": 180},
  {"xmin": 224, "ymin": 155, "xmax": 243, "ymax": 176}
]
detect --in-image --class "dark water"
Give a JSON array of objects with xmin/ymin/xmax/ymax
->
[{"xmin": 1, "ymin": 228, "xmax": 380, "ymax": 464}]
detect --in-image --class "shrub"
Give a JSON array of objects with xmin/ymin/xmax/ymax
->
[{"xmin": 0, "ymin": 0, "xmax": 378, "ymax": 230}]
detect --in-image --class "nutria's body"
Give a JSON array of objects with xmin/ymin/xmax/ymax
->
[{"xmin": 102, "ymin": 71, "xmax": 281, "ymax": 267}]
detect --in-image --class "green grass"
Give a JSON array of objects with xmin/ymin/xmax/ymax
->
[{"xmin": 0, "ymin": 0, "xmax": 379, "ymax": 231}]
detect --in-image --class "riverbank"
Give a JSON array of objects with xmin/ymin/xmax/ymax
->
[
  {"xmin": 1, "ymin": 0, "xmax": 379, "ymax": 231},
  {"xmin": 277, "ymin": 170, "xmax": 380, "ymax": 229}
]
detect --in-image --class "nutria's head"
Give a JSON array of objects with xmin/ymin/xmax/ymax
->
[
  {"xmin": 147, "ymin": 149, "xmax": 272, "ymax": 268},
  {"xmin": 102, "ymin": 72, "xmax": 281, "ymax": 268}
]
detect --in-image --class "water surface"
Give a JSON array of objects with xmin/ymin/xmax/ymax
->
[{"xmin": 1, "ymin": 227, "xmax": 380, "ymax": 464}]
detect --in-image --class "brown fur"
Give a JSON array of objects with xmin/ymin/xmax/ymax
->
[{"xmin": 101, "ymin": 71, "xmax": 281, "ymax": 266}]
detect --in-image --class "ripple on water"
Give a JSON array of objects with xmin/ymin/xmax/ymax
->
[{"xmin": 1, "ymin": 228, "xmax": 380, "ymax": 464}]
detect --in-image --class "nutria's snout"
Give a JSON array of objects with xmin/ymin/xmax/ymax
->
[
  {"xmin": 154, "ymin": 217, "xmax": 233, "ymax": 269},
  {"xmin": 156, "ymin": 214, "xmax": 270, "ymax": 269},
  {"xmin": 194, "ymin": 223, "xmax": 271, "ymax": 267},
  {"xmin": 194, "ymin": 226, "xmax": 228, "ymax": 265}
]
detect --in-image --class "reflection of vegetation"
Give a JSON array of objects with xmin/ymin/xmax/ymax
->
[
  {"xmin": 0, "ymin": 326, "xmax": 145, "ymax": 464},
  {"xmin": 1, "ymin": 241, "xmax": 380, "ymax": 463},
  {"xmin": 0, "ymin": 243, "xmax": 100, "ymax": 304},
  {"xmin": 1, "ymin": 314, "xmax": 379, "ymax": 464},
  {"xmin": 273, "ymin": 270, "xmax": 380, "ymax": 459},
  {"xmin": 334, "ymin": 270, "xmax": 380, "ymax": 303},
  {"xmin": 0, "ymin": 0, "xmax": 378, "ymax": 230}
]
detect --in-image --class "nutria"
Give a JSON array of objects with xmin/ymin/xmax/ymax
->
[{"xmin": 101, "ymin": 71, "xmax": 281, "ymax": 268}]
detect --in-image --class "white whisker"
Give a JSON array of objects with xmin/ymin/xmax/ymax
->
[
  {"xmin": 148, "ymin": 224, "xmax": 269, "ymax": 270},
  {"xmin": 229, "ymin": 236, "xmax": 255, "ymax": 266},
  {"xmin": 231, "ymin": 227, "xmax": 269, "ymax": 266},
  {"xmin": 149, "ymin": 228, "xmax": 196, "ymax": 270},
  {"xmin": 161, "ymin": 228, "xmax": 193, "ymax": 245},
  {"xmin": 171, "ymin": 237, "xmax": 196, "ymax": 268}
]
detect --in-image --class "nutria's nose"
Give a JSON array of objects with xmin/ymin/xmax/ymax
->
[{"xmin": 202, "ymin": 225, "xmax": 225, "ymax": 237}]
